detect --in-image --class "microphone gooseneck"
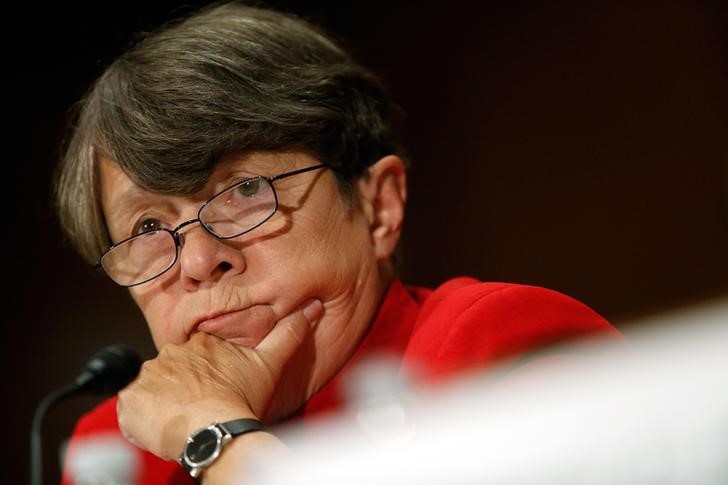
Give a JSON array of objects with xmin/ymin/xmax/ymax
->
[{"xmin": 31, "ymin": 344, "xmax": 142, "ymax": 485}]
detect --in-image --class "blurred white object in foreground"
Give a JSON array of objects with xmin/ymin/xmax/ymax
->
[
  {"xmin": 65, "ymin": 432, "xmax": 139, "ymax": 485},
  {"xmin": 248, "ymin": 296, "xmax": 728, "ymax": 485}
]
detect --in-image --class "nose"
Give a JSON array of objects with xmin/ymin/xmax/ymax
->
[{"xmin": 176, "ymin": 223, "xmax": 246, "ymax": 289}]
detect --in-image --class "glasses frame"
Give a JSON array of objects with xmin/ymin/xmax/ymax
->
[{"xmin": 96, "ymin": 163, "xmax": 328, "ymax": 287}]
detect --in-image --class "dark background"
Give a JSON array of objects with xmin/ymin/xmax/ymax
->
[{"xmin": 8, "ymin": 1, "xmax": 728, "ymax": 483}]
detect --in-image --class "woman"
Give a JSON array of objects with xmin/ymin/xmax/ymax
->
[{"xmin": 56, "ymin": 3, "xmax": 622, "ymax": 483}]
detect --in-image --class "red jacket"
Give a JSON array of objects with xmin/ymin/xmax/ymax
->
[{"xmin": 62, "ymin": 277, "xmax": 622, "ymax": 484}]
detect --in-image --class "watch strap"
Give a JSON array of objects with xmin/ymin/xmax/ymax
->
[
  {"xmin": 180, "ymin": 418, "xmax": 266, "ymax": 479},
  {"xmin": 219, "ymin": 418, "xmax": 266, "ymax": 437}
]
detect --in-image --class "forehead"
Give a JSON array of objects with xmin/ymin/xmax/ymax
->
[{"xmin": 99, "ymin": 151, "xmax": 316, "ymax": 204}]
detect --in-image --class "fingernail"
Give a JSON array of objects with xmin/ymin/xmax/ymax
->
[{"xmin": 302, "ymin": 299, "xmax": 324, "ymax": 326}]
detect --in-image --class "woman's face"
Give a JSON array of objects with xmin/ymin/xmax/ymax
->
[{"xmin": 98, "ymin": 150, "xmax": 404, "ymax": 418}]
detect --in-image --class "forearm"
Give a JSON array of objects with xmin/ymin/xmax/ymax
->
[{"xmin": 203, "ymin": 430, "xmax": 287, "ymax": 485}]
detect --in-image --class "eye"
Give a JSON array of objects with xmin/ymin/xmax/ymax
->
[
  {"xmin": 235, "ymin": 178, "xmax": 262, "ymax": 197},
  {"xmin": 132, "ymin": 218, "xmax": 164, "ymax": 236}
]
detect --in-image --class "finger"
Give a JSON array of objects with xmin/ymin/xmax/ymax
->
[
  {"xmin": 117, "ymin": 388, "xmax": 142, "ymax": 447},
  {"xmin": 255, "ymin": 299, "xmax": 323, "ymax": 369}
]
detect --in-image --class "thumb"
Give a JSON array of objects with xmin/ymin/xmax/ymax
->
[{"xmin": 255, "ymin": 299, "xmax": 323, "ymax": 373}]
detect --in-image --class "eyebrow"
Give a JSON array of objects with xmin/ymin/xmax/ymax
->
[
  {"xmin": 104, "ymin": 164, "xmax": 275, "ymax": 232},
  {"xmin": 107, "ymin": 186, "xmax": 149, "ymax": 221},
  {"xmin": 105, "ymin": 186, "xmax": 174, "ymax": 241},
  {"xmin": 217, "ymin": 167, "xmax": 266, "ymax": 185}
]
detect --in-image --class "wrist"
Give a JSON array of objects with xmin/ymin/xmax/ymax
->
[
  {"xmin": 202, "ymin": 430, "xmax": 285, "ymax": 485},
  {"xmin": 179, "ymin": 418, "xmax": 266, "ymax": 479}
]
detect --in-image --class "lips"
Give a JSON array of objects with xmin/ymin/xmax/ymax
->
[{"xmin": 194, "ymin": 305, "xmax": 277, "ymax": 346}]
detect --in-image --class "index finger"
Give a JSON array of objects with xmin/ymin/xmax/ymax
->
[{"xmin": 254, "ymin": 299, "xmax": 323, "ymax": 371}]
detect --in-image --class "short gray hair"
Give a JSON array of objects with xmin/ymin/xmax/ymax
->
[{"xmin": 55, "ymin": 1, "xmax": 401, "ymax": 264}]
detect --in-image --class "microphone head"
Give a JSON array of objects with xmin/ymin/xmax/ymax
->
[{"xmin": 75, "ymin": 344, "xmax": 142, "ymax": 396}]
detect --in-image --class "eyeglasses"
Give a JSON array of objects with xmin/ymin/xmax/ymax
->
[{"xmin": 97, "ymin": 164, "xmax": 328, "ymax": 287}]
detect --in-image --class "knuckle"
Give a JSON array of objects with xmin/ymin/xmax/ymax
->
[
  {"xmin": 116, "ymin": 391, "xmax": 126, "ymax": 409},
  {"xmin": 140, "ymin": 359, "xmax": 156, "ymax": 372},
  {"xmin": 158, "ymin": 343, "xmax": 176, "ymax": 358}
]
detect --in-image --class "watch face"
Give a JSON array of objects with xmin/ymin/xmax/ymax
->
[{"xmin": 187, "ymin": 428, "xmax": 221, "ymax": 464}]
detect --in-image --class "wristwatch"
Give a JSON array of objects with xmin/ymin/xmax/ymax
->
[{"xmin": 179, "ymin": 418, "xmax": 266, "ymax": 478}]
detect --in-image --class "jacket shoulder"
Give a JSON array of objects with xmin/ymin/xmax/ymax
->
[{"xmin": 403, "ymin": 278, "xmax": 621, "ymax": 377}]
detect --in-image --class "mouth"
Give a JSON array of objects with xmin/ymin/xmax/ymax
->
[{"xmin": 193, "ymin": 305, "xmax": 277, "ymax": 347}]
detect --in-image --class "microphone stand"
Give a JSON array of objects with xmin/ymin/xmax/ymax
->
[
  {"xmin": 30, "ymin": 384, "xmax": 80, "ymax": 485},
  {"xmin": 31, "ymin": 344, "xmax": 141, "ymax": 485}
]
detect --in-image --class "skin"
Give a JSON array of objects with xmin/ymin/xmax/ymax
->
[{"xmin": 103, "ymin": 151, "xmax": 407, "ymax": 474}]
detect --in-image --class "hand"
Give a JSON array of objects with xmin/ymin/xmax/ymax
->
[{"xmin": 117, "ymin": 299, "xmax": 323, "ymax": 460}]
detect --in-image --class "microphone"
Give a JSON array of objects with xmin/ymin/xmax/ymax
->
[
  {"xmin": 74, "ymin": 344, "xmax": 143, "ymax": 395},
  {"xmin": 31, "ymin": 344, "xmax": 142, "ymax": 485}
]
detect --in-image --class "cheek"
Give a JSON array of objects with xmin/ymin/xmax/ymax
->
[
  {"xmin": 296, "ymin": 214, "xmax": 372, "ymax": 288},
  {"xmin": 255, "ymin": 211, "xmax": 366, "ymax": 298}
]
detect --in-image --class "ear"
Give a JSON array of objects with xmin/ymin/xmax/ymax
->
[{"xmin": 356, "ymin": 155, "xmax": 407, "ymax": 261}]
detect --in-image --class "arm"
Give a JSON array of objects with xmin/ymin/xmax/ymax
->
[{"xmin": 116, "ymin": 300, "xmax": 323, "ymax": 482}]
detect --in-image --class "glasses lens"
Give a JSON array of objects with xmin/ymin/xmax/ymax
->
[
  {"xmin": 101, "ymin": 230, "xmax": 177, "ymax": 286},
  {"xmin": 200, "ymin": 177, "xmax": 277, "ymax": 238}
]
